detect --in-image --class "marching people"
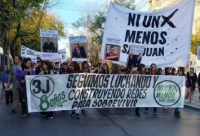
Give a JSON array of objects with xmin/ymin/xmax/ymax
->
[
  {"xmin": 69, "ymin": 62, "xmax": 81, "ymax": 119},
  {"xmin": 165, "ymin": 67, "xmax": 171, "ymax": 75},
  {"xmin": 39, "ymin": 60, "xmax": 55, "ymax": 119},
  {"xmin": 54, "ymin": 62, "xmax": 60, "ymax": 74},
  {"xmin": 82, "ymin": 61, "xmax": 90, "ymax": 73},
  {"xmin": 134, "ymin": 64, "xmax": 146, "ymax": 116},
  {"xmin": 99, "ymin": 63, "xmax": 110, "ymax": 111},
  {"xmin": 145, "ymin": 63, "xmax": 158, "ymax": 115},
  {"xmin": 35, "ymin": 60, "xmax": 43, "ymax": 75},
  {"xmin": 3, "ymin": 70, "xmax": 13, "ymax": 106},
  {"xmin": 185, "ymin": 68, "xmax": 197, "ymax": 103},
  {"xmin": 171, "ymin": 68, "xmax": 176, "ymax": 75},
  {"xmin": 8, "ymin": 55, "xmax": 22, "ymax": 114},
  {"xmin": 111, "ymin": 65, "xmax": 120, "ymax": 74},
  {"xmin": 126, "ymin": 66, "xmax": 132, "ymax": 74},
  {"xmin": 16, "ymin": 58, "xmax": 35, "ymax": 119},
  {"xmin": 174, "ymin": 67, "xmax": 185, "ymax": 118},
  {"xmin": 59, "ymin": 62, "xmax": 69, "ymax": 74}
]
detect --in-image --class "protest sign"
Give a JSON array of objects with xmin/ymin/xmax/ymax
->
[
  {"xmin": 40, "ymin": 29, "xmax": 58, "ymax": 38},
  {"xmin": 40, "ymin": 29, "xmax": 59, "ymax": 53},
  {"xmin": 58, "ymin": 49, "xmax": 66, "ymax": 62},
  {"xmin": 129, "ymin": 45, "xmax": 145, "ymax": 55},
  {"xmin": 21, "ymin": 45, "xmax": 40, "ymax": 58},
  {"xmin": 69, "ymin": 36, "xmax": 87, "ymax": 62},
  {"xmin": 101, "ymin": 0, "xmax": 195, "ymax": 67},
  {"xmin": 40, "ymin": 52, "xmax": 59, "ymax": 61},
  {"xmin": 26, "ymin": 74, "xmax": 185, "ymax": 112}
]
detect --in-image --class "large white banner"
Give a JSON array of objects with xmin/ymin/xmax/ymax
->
[
  {"xmin": 101, "ymin": 0, "xmax": 195, "ymax": 67},
  {"xmin": 26, "ymin": 74, "xmax": 185, "ymax": 112},
  {"xmin": 21, "ymin": 45, "xmax": 65, "ymax": 62}
]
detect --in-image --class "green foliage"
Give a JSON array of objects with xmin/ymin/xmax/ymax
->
[
  {"xmin": 114, "ymin": 0, "xmax": 135, "ymax": 10},
  {"xmin": 191, "ymin": 24, "xmax": 200, "ymax": 55},
  {"xmin": 71, "ymin": 0, "xmax": 135, "ymax": 65}
]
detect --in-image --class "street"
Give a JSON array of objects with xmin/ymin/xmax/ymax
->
[{"xmin": 0, "ymin": 103, "xmax": 199, "ymax": 136}]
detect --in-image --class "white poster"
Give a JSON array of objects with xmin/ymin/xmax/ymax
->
[
  {"xmin": 101, "ymin": 0, "xmax": 195, "ymax": 67},
  {"xmin": 21, "ymin": 45, "xmax": 40, "ymax": 58},
  {"xmin": 40, "ymin": 29, "xmax": 58, "ymax": 38},
  {"xmin": 40, "ymin": 52, "xmax": 59, "ymax": 61},
  {"xmin": 197, "ymin": 44, "xmax": 200, "ymax": 60},
  {"xmin": 129, "ymin": 45, "xmax": 145, "ymax": 55},
  {"xmin": 26, "ymin": 74, "xmax": 185, "ymax": 112},
  {"xmin": 69, "ymin": 36, "xmax": 87, "ymax": 43},
  {"xmin": 69, "ymin": 36, "xmax": 87, "ymax": 61},
  {"xmin": 58, "ymin": 49, "xmax": 66, "ymax": 62}
]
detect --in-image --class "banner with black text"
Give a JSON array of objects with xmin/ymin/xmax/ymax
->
[
  {"xmin": 26, "ymin": 74, "xmax": 185, "ymax": 112},
  {"xmin": 101, "ymin": 0, "xmax": 195, "ymax": 67}
]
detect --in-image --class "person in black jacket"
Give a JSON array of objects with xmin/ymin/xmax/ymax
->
[
  {"xmin": 127, "ymin": 53, "xmax": 136, "ymax": 68},
  {"xmin": 43, "ymin": 37, "xmax": 55, "ymax": 52},
  {"xmin": 35, "ymin": 60, "xmax": 42, "ymax": 75},
  {"xmin": 72, "ymin": 44, "xmax": 86, "ymax": 58},
  {"xmin": 185, "ymin": 68, "xmax": 197, "ymax": 103},
  {"xmin": 59, "ymin": 62, "xmax": 69, "ymax": 74}
]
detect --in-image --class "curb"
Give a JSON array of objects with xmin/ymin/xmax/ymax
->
[{"xmin": 184, "ymin": 104, "xmax": 200, "ymax": 111}]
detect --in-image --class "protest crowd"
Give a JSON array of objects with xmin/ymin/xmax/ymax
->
[{"xmin": 1, "ymin": 54, "xmax": 199, "ymax": 120}]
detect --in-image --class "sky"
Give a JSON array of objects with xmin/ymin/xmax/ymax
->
[{"xmin": 50, "ymin": 0, "xmax": 149, "ymax": 55}]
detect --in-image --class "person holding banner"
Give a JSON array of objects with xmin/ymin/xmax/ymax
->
[
  {"xmin": 59, "ymin": 62, "xmax": 69, "ymax": 74},
  {"xmin": 99, "ymin": 63, "xmax": 110, "ymax": 111},
  {"xmin": 82, "ymin": 61, "xmax": 90, "ymax": 73},
  {"xmin": 16, "ymin": 58, "xmax": 35, "ymax": 119},
  {"xmin": 43, "ymin": 37, "xmax": 55, "ymax": 52},
  {"xmin": 145, "ymin": 63, "xmax": 158, "ymax": 115},
  {"xmin": 39, "ymin": 61, "xmax": 55, "ymax": 119},
  {"xmin": 111, "ymin": 65, "xmax": 120, "ymax": 74},
  {"xmin": 134, "ymin": 64, "xmax": 146, "ymax": 116},
  {"xmin": 174, "ymin": 67, "xmax": 185, "ymax": 118},
  {"xmin": 69, "ymin": 62, "xmax": 81, "ymax": 119}
]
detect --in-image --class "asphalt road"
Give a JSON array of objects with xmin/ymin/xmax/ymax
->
[{"xmin": 0, "ymin": 103, "xmax": 199, "ymax": 136}]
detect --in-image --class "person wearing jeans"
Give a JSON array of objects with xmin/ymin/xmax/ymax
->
[
  {"xmin": 8, "ymin": 55, "xmax": 22, "ymax": 114},
  {"xmin": 16, "ymin": 58, "xmax": 35, "ymax": 119}
]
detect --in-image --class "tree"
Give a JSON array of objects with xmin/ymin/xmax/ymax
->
[
  {"xmin": 0, "ymin": 0, "xmax": 47, "ymax": 42},
  {"xmin": 71, "ymin": 0, "xmax": 135, "ymax": 66},
  {"xmin": 191, "ymin": 23, "xmax": 200, "ymax": 55}
]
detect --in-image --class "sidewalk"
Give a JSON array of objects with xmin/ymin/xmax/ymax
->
[{"xmin": 184, "ymin": 90, "xmax": 200, "ymax": 111}]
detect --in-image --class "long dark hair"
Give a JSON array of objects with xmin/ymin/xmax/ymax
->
[
  {"xmin": 138, "ymin": 64, "xmax": 145, "ymax": 74},
  {"xmin": 103, "ymin": 63, "xmax": 109, "ymax": 73},
  {"xmin": 21, "ymin": 58, "xmax": 31, "ymax": 69},
  {"xmin": 42, "ymin": 60, "xmax": 53, "ymax": 70},
  {"xmin": 73, "ymin": 62, "xmax": 81, "ymax": 73},
  {"xmin": 82, "ymin": 61, "xmax": 90, "ymax": 73},
  {"xmin": 165, "ymin": 67, "xmax": 171, "ymax": 75}
]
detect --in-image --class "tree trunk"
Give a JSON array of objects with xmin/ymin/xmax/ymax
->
[{"xmin": 2, "ymin": 36, "xmax": 8, "ymax": 73}]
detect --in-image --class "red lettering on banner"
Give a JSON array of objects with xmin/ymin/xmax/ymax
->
[{"xmin": 105, "ymin": 55, "xmax": 119, "ymax": 60}]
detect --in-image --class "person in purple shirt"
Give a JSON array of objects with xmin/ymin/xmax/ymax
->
[{"xmin": 16, "ymin": 58, "xmax": 35, "ymax": 119}]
